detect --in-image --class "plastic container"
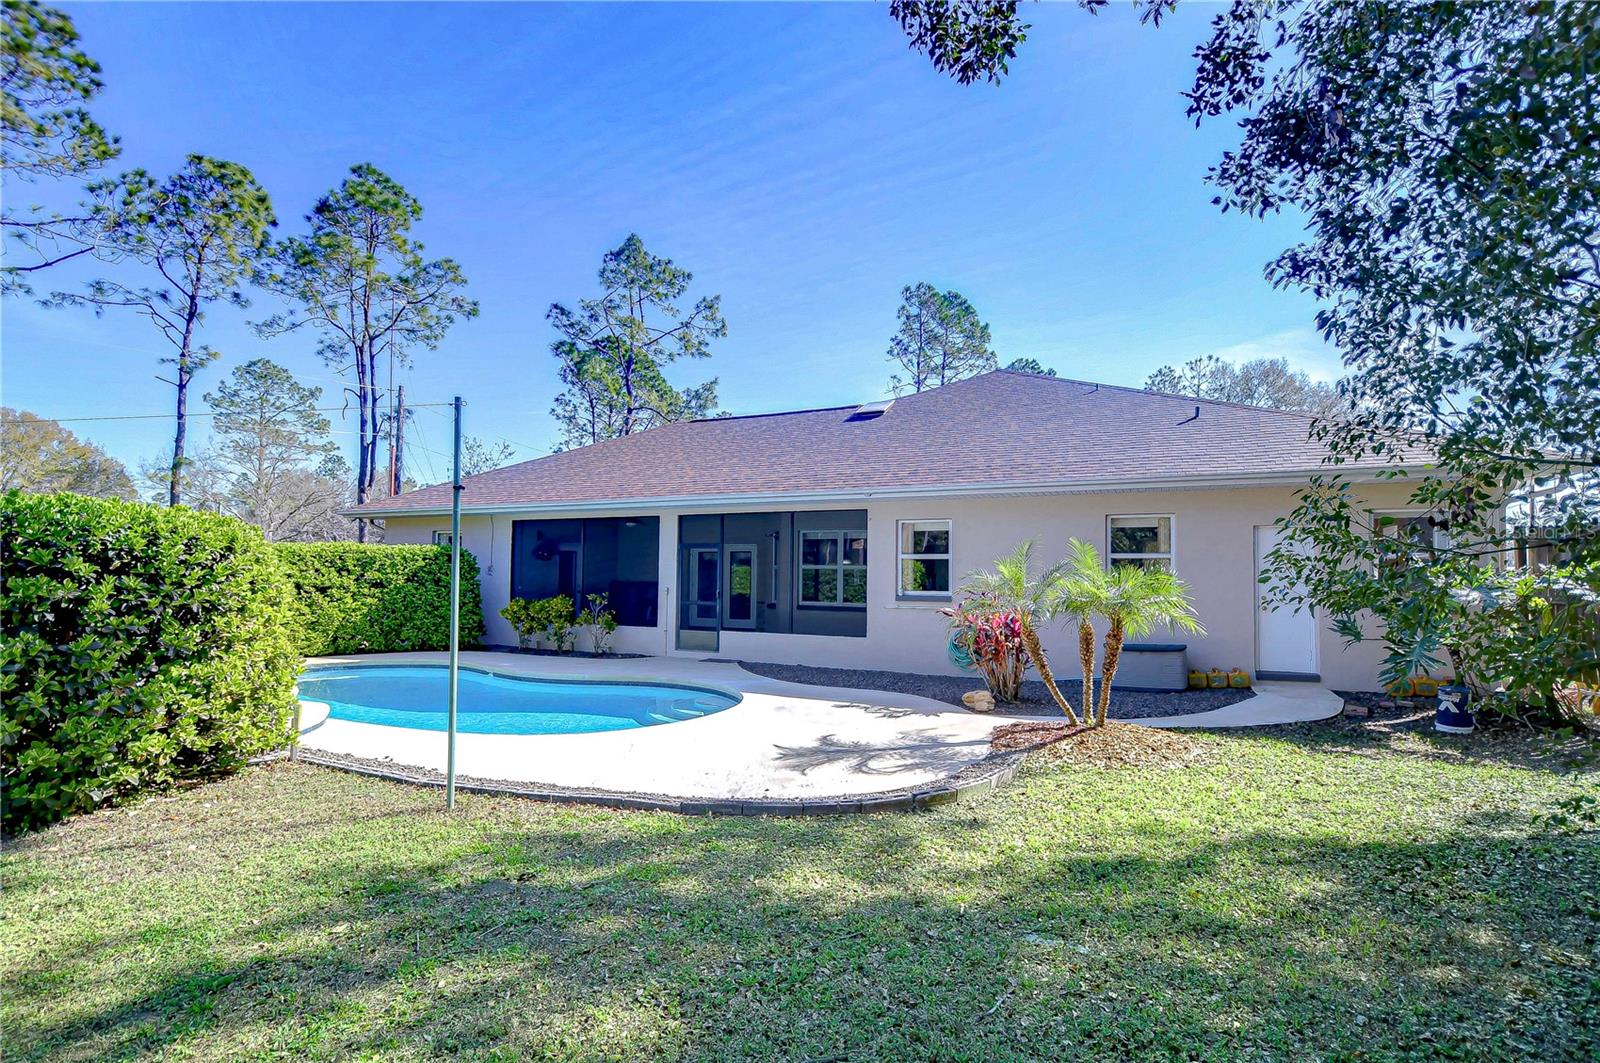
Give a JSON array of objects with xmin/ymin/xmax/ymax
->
[
  {"xmin": 1412, "ymin": 676, "xmax": 1441, "ymax": 698},
  {"xmin": 1208, "ymin": 668, "xmax": 1228, "ymax": 689},
  {"xmin": 1188, "ymin": 670, "xmax": 1208, "ymax": 690},
  {"xmin": 1435, "ymin": 684, "xmax": 1475, "ymax": 733},
  {"xmin": 1228, "ymin": 669, "xmax": 1252, "ymax": 689}
]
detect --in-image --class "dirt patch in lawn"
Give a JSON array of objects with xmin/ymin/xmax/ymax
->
[{"xmin": 991, "ymin": 720, "xmax": 1208, "ymax": 769}]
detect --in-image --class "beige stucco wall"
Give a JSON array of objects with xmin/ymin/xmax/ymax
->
[{"xmin": 382, "ymin": 481, "xmax": 1420, "ymax": 692}]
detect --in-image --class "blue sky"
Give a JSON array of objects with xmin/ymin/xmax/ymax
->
[{"xmin": 3, "ymin": 2, "xmax": 1333, "ymax": 483}]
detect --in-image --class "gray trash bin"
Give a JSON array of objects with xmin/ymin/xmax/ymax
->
[{"xmin": 1113, "ymin": 643, "xmax": 1189, "ymax": 692}]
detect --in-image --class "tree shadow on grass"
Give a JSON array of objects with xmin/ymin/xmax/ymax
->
[
  {"xmin": 1205, "ymin": 709, "xmax": 1600, "ymax": 776},
  {"xmin": 7, "ymin": 765, "xmax": 1597, "ymax": 1061}
]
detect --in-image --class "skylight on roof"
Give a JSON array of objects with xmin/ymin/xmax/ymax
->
[{"xmin": 846, "ymin": 399, "xmax": 894, "ymax": 421}]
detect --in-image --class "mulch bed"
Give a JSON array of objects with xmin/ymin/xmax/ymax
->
[{"xmin": 991, "ymin": 719, "xmax": 1209, "ymax": 769}]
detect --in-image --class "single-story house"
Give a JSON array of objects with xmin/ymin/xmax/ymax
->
[{"xmin": 354, "ymin": 370, "xmax": 1428, "ymax": 691}]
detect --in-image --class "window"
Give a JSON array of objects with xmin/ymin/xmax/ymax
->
[
  {"xmin": 898, "ymin": 519, "xmax": 951, "ymax": 598},
  {"xmin": 799, "ymin": 530, "xmax": 866, "ymax": 606},
  {"xmin": 1373, "ymin": 511, "xmax": 1451, "ymax": 551},
  {"xmin": 432, "ymin": 531, "xmax": 454, "ymax": 547},
  {"xmin": 511, "ymin": 517, "xmax": 660, "ymax": 626},
  {"xmin": 1108, "ymin": 515, "xmax": 1173, "ymax": 570}
]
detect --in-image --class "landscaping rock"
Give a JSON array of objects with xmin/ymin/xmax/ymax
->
[{"xmin": 961, "ymin": 689, "xmax": 996, "ymax": 713}]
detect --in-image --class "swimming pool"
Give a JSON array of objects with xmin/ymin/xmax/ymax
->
[{"xmin": 297, "ymin": 665, "xmax": 740, "ymax": 735}]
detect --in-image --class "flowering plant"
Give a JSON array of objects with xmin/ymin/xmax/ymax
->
[{"xmin": 941, "ymin": 593, "xmax": 1030, "ymax": 702}]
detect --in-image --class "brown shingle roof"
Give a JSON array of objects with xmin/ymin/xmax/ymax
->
[{"xmin": 353, "ymin": 370, "xmax": 1415, "ymax": 515}]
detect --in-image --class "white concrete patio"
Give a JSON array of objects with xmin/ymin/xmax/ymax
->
[
  {"xmin": 295, "ymin": 653, "xmax": 1344, "ymax": 803},
  {"xmin": 1130, "ymin": 680, "xmax": 1343, "ymax": 728}
]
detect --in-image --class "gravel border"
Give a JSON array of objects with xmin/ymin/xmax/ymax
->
[{"xmin": 735, "ymin": 661, "xmax": 1254, "ymax": 719}]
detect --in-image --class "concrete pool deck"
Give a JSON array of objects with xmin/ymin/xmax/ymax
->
[{"xmin": 295, "ymin": 652, "xmax": 1343, "ymax": 809}]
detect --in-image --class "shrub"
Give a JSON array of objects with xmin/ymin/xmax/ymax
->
[
  {"xmin": 499, "ymin": 595, "xmax": 578, "ymax": 652},
  {"xmin": 274, "ymin": 541, "xmax": 483, "ymax": 656},
  {"xmin": 544, "ymin": 594, "xmax": 577, "ymax": 652},
  {"xmin": 501, "ymin": 597, "xmax": 542, "ymax": 650},
  {"xmin": 941, "ymin": 594, "xmax": 1029, "ymax": 701},
  {"xmin": 1, "ymin": 492, "xmax": 299, "ymax": 833},
  {"xmin": 580, "ymin": 593, "xmax": 619, "ymax": 655}
]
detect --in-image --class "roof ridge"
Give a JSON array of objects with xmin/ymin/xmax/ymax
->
[
  {"xmin": 680, "ymin": 403, "xmax": 862, "ymax": 425},
  {"xmin": 994, "ymin": 368, "xmax": 1329, "ymax": 421}
]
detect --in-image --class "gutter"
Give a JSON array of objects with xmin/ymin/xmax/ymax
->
[{"xmin": 343, "ymin": 465, "xmax": 1430, "ymax": 519}]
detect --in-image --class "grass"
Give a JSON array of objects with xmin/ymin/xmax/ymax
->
[{"xmin": 4, "ymin": 719, "xmax": 1598, "ymax": 1061}]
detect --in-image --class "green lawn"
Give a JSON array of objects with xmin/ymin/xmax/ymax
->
[{"xmin": 4, "ymin": 721, "xmax": 1598, "ymax": 1061}]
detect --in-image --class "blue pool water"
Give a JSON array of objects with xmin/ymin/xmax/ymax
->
[{"xmin": 298, "ymin": 665, "xmax": 739, "ymax": 735}]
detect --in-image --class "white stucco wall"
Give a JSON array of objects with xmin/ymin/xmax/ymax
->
[{"xmin": 382, "ymin": 481, "xmax": 1419, "ymax": 692}]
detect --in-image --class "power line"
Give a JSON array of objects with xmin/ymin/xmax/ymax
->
[
  {"xmin": 418, "ymin": 403, "xmax": 546, "ymax": 461},
  {"xmin": 2, "ymin": 402, "xmax": 457, "ymax": 426},
  {"xmin": 408, "ymin": 407, "xmax": 443, "ymax": 486}
]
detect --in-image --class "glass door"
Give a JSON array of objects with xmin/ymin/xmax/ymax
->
[
  {"xmin": 686, "ymin": 547, "xmax": 719, "ymax": 626},
  {"xmin": 725, "ymin": 545, "xmax": 756, "ymax": 629},
  {"xmin": 677, "ymin": 545, "xmax": 722, "ymax": 652}
]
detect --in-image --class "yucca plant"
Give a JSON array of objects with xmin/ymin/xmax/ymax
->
[
  {"xmin": 960, "ymin": 542, "xmax": 1082, "ymax": 725},
  {"xmin": 1088, "ymin": 547, "xmax": 1204, "ymax": 727}
]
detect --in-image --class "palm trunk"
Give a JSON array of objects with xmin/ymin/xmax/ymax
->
[
  {"xmin": 1020, "ymin": 620, "xmax": 1081, "ymax": 726},
  {"xmin": 1078, "ymin": 618, "xmax": 1096, "ymax": 729},
  {"xmin": 1096, "ymin": 616, "xmax": 1125, "ymax": 726}
]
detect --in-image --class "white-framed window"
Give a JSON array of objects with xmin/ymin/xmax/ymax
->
[
  {"xmin": 433, "ymin": 530, "xmax": 455, "ymax": 547},
  {"xmin": 897, "ymin": 519, "xmax": 952, "ymax": 598},
  {"xmin": 1107, "ymin": 515, "xmax": 1174, "ymax": 570},
  {"xmin": 799, "ymin": 530, "xmax": 867, "ymax": 606},
  {"xmin": 1372, "ymin": 510, "xmax": 1451, "ymax": 550}
]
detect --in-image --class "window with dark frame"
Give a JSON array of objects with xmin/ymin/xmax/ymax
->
[
  {"xmin": 799, "ymin": 530, "xmax": 866, "ymax": 606},
  {"xmin": 510, "ymin": 516, "xmax": 659, "ymax": 626}
]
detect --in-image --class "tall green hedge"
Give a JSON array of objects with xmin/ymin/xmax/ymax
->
[
  {"xmin": 273, "ymin": 541, "xmax": 483, "ymax": 656},
  {"xmin": 1, "ymin": 492, "xmax": 299, "ymax": 833}
]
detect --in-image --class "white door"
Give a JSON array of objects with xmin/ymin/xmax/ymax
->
[{"xmin": 1254, "ymin": 525, "xmax": 1319, "ymax": 678}]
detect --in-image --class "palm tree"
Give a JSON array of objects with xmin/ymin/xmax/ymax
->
[
  {"xmin": 960, "ymin": 542, "xmax": 1083, "ymax": 726},
  {"xmin": 1092, "ymin": 555, "xmax": 1205, "ymax": 726},
  {"xmin": 1053, "ymin": 538, "xmax": 1114, "ymax": 726}
]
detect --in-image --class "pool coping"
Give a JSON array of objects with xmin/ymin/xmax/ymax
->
[
  {"xmin": 289, "ymin": 743, "xmax": 1033, "ymax": 816},
  {"xmin": 287, "ymin": 652, "xmax": 1327, "ymax": 816}
]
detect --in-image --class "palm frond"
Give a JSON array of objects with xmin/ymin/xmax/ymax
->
[{"xmin": 1104, "ymin": 562, "xmax": 1205, "ymax": 640}]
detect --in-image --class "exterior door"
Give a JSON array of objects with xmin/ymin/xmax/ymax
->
[
  {"xmin": 685, "ymin": 547, "xmax": 720, "ymax": 627},
  {"xmin": 724, "ymin": 546, "xmax": 756, "ymax": 630},
  {"xmin": 1255, "ymin": 524, "xmax": 1319, "ymax": 679}
]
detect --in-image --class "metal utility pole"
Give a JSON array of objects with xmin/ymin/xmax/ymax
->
[{"xmin": 446, "ymin": 395, "xmax": 463, "ymax": 810}]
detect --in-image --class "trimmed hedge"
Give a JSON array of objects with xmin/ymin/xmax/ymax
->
[
  {"xmin": 274, "ymin": 541, "xmax": 483, "ymax": 656},
  {"xmin": 1, "ymin": 492, "xmax": 299, "ymax": 833}
]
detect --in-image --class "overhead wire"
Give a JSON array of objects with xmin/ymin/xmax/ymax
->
[{"xmin": 1, "ymin": 401, "xmax": 456, "ymax": 426}]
